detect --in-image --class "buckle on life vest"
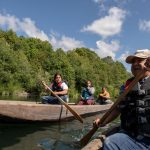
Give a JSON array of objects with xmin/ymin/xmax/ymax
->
[
  {"xmin": 138, "ymin": 89, "xmax": 146, "ymax": 95},
  {"xmin": 145, "ymin": 89, "xmax": 150, "ymax": 95},
  {"xmin": 136, "ymin": 107, "xmax": 145, "ymax": 114},
  {"xmin": 143, "ymin": 133, "xmax": 150, "ymax": 138},
  {"xmin": 136, "ymin": 135, "xmax": 144, "ymax": 140},
  {"xmin": 137, "ymin": 100, "xmax": 145, "ymax": 106},
  {"xmin": 136, "ymin": 100, "xmax": 150, "ymax": 107},
  {"xmin": 138, "ymin": 116, "xmax": 147, "ymax": 124}
]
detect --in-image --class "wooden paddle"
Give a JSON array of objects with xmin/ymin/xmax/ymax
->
[
  {"xmin": 41, "ymin": 81, "xmax": 83, "ymax": 123},
  {"xmin": 80, "ymin": 69, "xmax": 147, "ymax": 146}
]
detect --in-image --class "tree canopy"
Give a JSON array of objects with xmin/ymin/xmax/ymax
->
[{"xmin": 0, "ymin": 29, "xmax": 130, "ymax": 102}]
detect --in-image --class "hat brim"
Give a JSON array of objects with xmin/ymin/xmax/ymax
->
[{"xmin": 126, "ymin": 55, "xmax": 148, "ymax": 64}]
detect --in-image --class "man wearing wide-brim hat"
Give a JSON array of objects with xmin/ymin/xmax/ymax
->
[
  {"xmin": 126, "ymin": 49, "xmax": 150, "ymax": 63},
  {"xmin": 94, "ymin": 49, "xmax": 150, "ymax": 150},
  {"xmin": 126, "ymin": 49, "xmax": 150, "ymax": 76}
]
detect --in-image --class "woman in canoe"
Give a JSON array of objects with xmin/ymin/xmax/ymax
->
[
  {"xmin": 41, "ymin": 73, "xmax": 69, "ymax": 104},
  {"xmin": 78, "ymin": 80, "xmax": 95, "ymax": 105}
]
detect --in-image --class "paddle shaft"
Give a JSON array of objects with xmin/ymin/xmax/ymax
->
[
  {"xmin": 42, "ymin": 81, "xmax": 83, "ymax": 123},
  {"xmin": 80, "ymin": 70, "xmax": 147, "ymax": 146}
]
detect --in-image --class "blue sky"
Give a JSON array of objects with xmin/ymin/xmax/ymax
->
[{"xmin": 0, "ymin": 0, "xmax": 150, "ymax": 70}]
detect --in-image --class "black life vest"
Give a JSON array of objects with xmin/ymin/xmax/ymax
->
[
  {"xmin": 51, "ymin": 81, "xmax": 67, "ymax": 96},
  {"xmin": 119, "ymin": 77, "xmax": 150, "ymax": 137},
  {"xmin": 82, "ymin": 87, "xmax": 94, "ymax": 100}
]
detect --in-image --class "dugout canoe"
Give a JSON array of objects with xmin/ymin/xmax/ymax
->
[{"xmin": 0, "ymin": 100, "xmax": 112, "ymax": 123}]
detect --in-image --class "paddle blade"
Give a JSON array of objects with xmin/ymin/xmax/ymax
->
[{"xmin": 63, "ymin": 102, "xmax": 83, "ymax": 123}]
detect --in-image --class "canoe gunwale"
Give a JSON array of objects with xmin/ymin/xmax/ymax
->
[{"xmin": 0, "ymin": 100, "xmax": 113, "ymax": 123}]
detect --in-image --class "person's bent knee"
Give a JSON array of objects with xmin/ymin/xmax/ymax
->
[
  {"xmin": 103, "ymin": 133, "xmax": 131, "ymax": 150},
  {"xmin": 41, "ymin": 96, "xmax": 48, "ymax": 104}
]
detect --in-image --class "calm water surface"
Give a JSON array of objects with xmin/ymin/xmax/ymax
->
[{"xmin": 0, "ymin": 96, "xmax": 118, "ymax": 150}]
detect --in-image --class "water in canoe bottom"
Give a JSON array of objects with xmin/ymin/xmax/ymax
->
[{"xmin": 0, "ymin": 114, "xmax": 118, "ymax": 150}]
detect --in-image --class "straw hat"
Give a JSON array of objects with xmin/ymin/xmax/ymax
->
[{"xmin": 126, "ymin": 49, "xmax": 150, "ymax": 64}]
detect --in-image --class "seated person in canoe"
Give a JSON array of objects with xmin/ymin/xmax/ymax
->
[
  {"xmin": 97, "ymin": 87, "xmax": 112, "ymax": 104},
  {"xmin": 41, "ymin": 73, "xmax": 69, "ymax": 104},
  {"xmin": 94, "ymin": 49, "xmax": 150, "ymax": 150},
  {"xmin": 78, "ymin": 80, "xmax": 95, "ymax": 105}
]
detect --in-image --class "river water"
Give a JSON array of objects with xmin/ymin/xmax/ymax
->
[{"xmin": 0, "ymin": 96, "xmax": 118, "ymax": 150}]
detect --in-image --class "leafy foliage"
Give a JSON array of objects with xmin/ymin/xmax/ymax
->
[{"xmin": 0, "ymin": 29, "xmax": 130, "ymax": 102}]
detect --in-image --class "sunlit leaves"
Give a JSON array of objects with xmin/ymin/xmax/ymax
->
[{"xmin": 0, "ymin": 29, "xmax": 130, "ymax": 101}]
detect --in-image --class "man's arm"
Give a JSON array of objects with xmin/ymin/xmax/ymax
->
[
  {"xmin": 100, "ymin": 91, "xmax": 110, "ymax": 99},
  {"xmin": 54, "ymin": 89, "xmax": 68, "ymax": 95},
  {"xmin": 54, "ymin": 82, "xmax": 68, "ymax": 95},
  {"xmin": 102, "ymin": 108, "xmax": 120, "ymax": 125},
  {"xmin": 94, "ymin": 107, "xmax": 120, "ymax": 127},
  {"xmin": 87, "ymin": 87, "xmax": 95, "ymax": 95}
]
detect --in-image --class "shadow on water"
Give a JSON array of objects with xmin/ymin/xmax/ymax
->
[
  {"xmin": 0, "ymin": 115, "xmax": 119, "ymax": 150},
  {"xmin": 0, "ymin": 95, "xmax": 118, "ymax": 150},
  {"xmin": 0, "ymin": 113, "xmax": 109, "ymax": 150},
  {"xmin": 0, "ymin": 120, "xmax": 86, "ymax": 150},
  {"xmin": 0, "ymin": 123, "xmax": 51, "ymax": 150}
]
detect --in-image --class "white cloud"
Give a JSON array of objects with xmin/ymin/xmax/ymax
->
[
  {"xmin": 49, "ymin": 34, "xmax": 85, "ymax": 51},
  {"xmin": 0, "ymin": 14, "xmax": 20, "ymax": 31},
  {"xmin": 92, "ymin": 0, "xmax": 108, "ymax": 12},
  {"xmin": 0, "ymin": 13, "xmax": 49, "ymax": 41},
  {"xmin": 118, "ymin": 51, "xmax": 131, "ymax": 72},
  {"xmin": 93, "ymin": 0, "xmax": 103, "ymax": 3},
  {"xmin": 92, "ymin": 0, "xmax": 105, "ymax": 9},
  {"xmin": 92, "ymin": 0, "xmax": 130, "ymax": 6},
  {"xmin": 94, "ymin": 40, "xmax": 120, "ymax": 59},
  {"xmin": 0, "ymin": 13, "xmax": 84, "ymax": 51},
  {"xmin": 81, "ymin": 7, "xmax": 126, "ymax": 38},
  {"xmin": 118, "ymin": 51, "xmax": 129, "ymax": 62},
  {"xmin": 20, "ymin": 18, "xmax": 50, "ymax": 41},
  {"xmin": 139, "ymin": 20, "xmax": 150, "ymax": 32}
]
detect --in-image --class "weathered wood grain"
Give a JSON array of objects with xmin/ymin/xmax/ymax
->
[{"xmin": 0, "ymin": 100, "xmax": 112, "ymax": 122}]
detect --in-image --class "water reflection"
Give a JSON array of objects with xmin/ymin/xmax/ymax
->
[
  {"xmin": 0, "ymin": 114, "xmax": 111, "ymax": 150},
  {"xmin": 0, "ymin": 97, "xmax": 119, "ymax": 150}
]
